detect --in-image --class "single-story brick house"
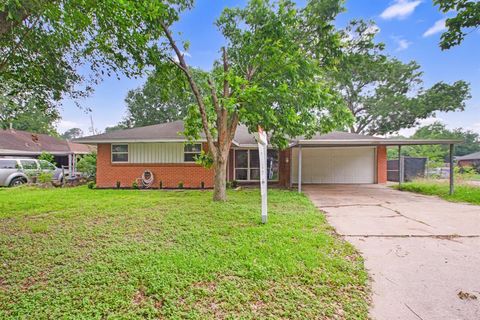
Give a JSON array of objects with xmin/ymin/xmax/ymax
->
[{"xmin": 74, "ymin": 120, "xmax": 461, "ymax": 189}]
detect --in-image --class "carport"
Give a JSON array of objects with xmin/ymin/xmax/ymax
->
[{"xmin": 291, "ymin": 136, "xmax": 462, "ymax": 194}]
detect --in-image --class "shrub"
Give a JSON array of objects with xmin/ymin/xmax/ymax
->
[
  {"xmin": 38, "ymin": 172, "xmax": 53, "ymax": 184},
  {"xmin": 226, "ymin": 181, "xmax": 233, "ymax": 189},
  {"xmin": 232, "ymin": 180, "xmax": 238, "ymax": 188},
  {"xmin": 77, "ymin": 152, "xmax": 97, "ymax": 179},
  {"xmin": 38, "ymin": 152, "xmax": 56, "ymax": 166},
  {"xmin": 159, "ymin": 180, "xmax": 163, "ymax": 189},
  {"xmin": 116, "ymin": 181, "xmax": 121, "ymax": 189},
  {"xmin": 178, "ymin": 181, "xmax": 184, "ymax": 189},
  {"xmin": 132, "ymin": 181, "xmax": 139, "ymax": 189},
  {"xmin": 87, "ymin": 181, "xmax": 95, "ymax": 189}
]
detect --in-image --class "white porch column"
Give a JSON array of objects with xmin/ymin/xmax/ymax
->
[{"xmin": 298, "ymin": 145, "xmax": 302, "ymax": 193}]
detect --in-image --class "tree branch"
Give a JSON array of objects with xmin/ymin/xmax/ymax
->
[{"xmin": 161, "ymin": 22, "xmax": 217, "ymax": 156}]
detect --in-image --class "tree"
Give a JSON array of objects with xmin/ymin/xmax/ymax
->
[
  {"xmin": 0, "ymin": 86, "xmax": 59, "ymax": 134},
  {"xmin": 331, "ymin": 20, "xmax": 471, "ymax": 135},
  {"xmin": 159, "ymin": 0, "xmax": 352, "ymax": 201},
  {"xmin": 389, "ymin": 122, "xmax": 480, "ymax": 165},
  {"xmin": 120, "ymin": 65, "xmax": 193, "ymax": 128},
  {"xmin": 38, "ymin": 152, "xmax": 56, "ymax": 166},
  {"xmin": 434, "ymin": 0, "xmax": 480, "ymax": 49},
  {"xmin": 104, "ymin": 125, "xmax": 128, "ymax": 134},
  {"xmin": 77, "ymin": 152, "xmax": 97, "ymax": 179},
  {"xmin": 61, "ymin": 128, "xmax": 83, "ymax": 140},
  {"xmin": 0, "ymin": 0, "xmax": 192, "ymax": 122}
]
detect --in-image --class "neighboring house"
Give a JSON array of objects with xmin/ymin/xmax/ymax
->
[
  {"xmin": 457, "ymin": 151, "xmax": 480, "ymax": 170},
  {"xmin": 0, "ymin": 129, "xmax": 95, "ymax": 167},
  {"xmin": 75, "ymin": 120, "xmax": 461, "ymax": 189}
]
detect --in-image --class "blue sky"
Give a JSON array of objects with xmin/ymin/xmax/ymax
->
[{"xmin": 58, "ymin": 0, "xmax": 480, "ymax": 137}]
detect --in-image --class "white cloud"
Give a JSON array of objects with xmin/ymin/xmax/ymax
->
[
  {"xmin": 380, "ymin": 0, "xmax": 422, "ymax": 20},
  {"xmin": 423, "ymin": 19, "xmax": 447, "ymax": 37},
  {"xmin": 393, "ymin": 37, "xmax": 412, "ymax": 51}
]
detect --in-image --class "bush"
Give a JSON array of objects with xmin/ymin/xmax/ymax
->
[
  {"xmin": 38, "ymin": 172, "xmax": 53, "ymax": 184},
  {"xmin": 178, "ymin": 181, "xmax": 184, "ymax": 189},
  {"xmin": 132, "ymin": 181, "xmax": 139, "ymax": 189},
  {"xmin": 38, "ymin": 152, "xmax": 56, "ymax": 166},
  {"xmin": 77, "ymin": 152, "xmax": 97, "ymax": 179},
  {"xmin": 87, "ymin": 181, "xmax": 95, "ymax": 189},
  {"xmin": 116, "ymin": 181, "xmax": 121, "ymax": 189},
  {"xmin": 226, "ymin": 181, "xmax": 233, "ymax": 189},
  {"xmin": 232, "ymin": 180, "xmax": 238, "ymax": 188}
]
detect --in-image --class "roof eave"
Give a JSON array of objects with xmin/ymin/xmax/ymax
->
[{"xmin": 74, "ymin": 138, "xmax": 208, "ymax": 144}]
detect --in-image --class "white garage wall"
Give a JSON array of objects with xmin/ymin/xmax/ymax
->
[{"xmin": 291, "ymin": 147, "xmax": 376, "ymax": 184}]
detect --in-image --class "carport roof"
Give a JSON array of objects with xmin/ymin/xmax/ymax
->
[{"xmin": 292, "ymin": 132, "xmax": 462, "ymax": 147}]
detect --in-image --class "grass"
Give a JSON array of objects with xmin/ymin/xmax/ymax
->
[
  {"xmin": 0, "ymin": 186, "xmax": 369, "ymax": 319},
  {"xmin": 395, "ymin": 180, "xmax": 480, "ymax": 205}
]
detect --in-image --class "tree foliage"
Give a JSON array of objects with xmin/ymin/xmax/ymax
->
[
  {"xmin": 0, "ymin": 86, "xmax": 59, "ymax": 134},
  {"xmin": 61, "ymin": 128, "xmax": 83, "ymax": 140},
  {"xmin": 120, "ymin": 65, "xmax": 194, "ymax": 128},
  {"xmin": 77, "ymin": 152, "xmax": 97, "ymax": 179},
  {"xmin": 434, "ymin": 0, "xmax": 480, "ymax": 49},
  {"xmin": 331, "ymin": 20, "xmax": 471, "ymax": 135},
  {"xmin": 0, "ymin": 0, "xmax": 193, "ymax": 118},
  {"xmin": 388, "ymin": 122, "xmax": 480, "ymax": 165}
]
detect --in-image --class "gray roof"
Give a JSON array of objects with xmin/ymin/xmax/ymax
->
[
  {"xmin": 457, "ymin": 151, "xmax": 480, "ymax": 161},
  {"xmin": 74, "ymin": 120, "xmax": 205, "ymax": 143},
  {"xmin": 74, "ymin": 120, "xmax": 462, "ymax": 147},
  {"xmin": 0, "ymin": 129, "xmax": 93, "ymax": 155}
]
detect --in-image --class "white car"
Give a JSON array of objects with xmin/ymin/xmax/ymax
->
[{"xmin": 0, "ymin": 158, "xmax": 64, "ymax": 187}]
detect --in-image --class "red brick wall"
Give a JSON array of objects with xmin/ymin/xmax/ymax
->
[
  {"xmin": 96, "ymin": 143, "xmax": 214, "ymax": 188},
  {"xmin": 377, "ymin": 146, "xmax": 387, "ymax": 184}
]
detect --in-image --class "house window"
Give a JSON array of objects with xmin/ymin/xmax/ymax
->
[
  {"xmin": 234, "ymin": 149, "xmax": 279, "ymax": 181},
  {"xmin": 184, "ymin": 143, "xmax": 202, "ymax": 162},
  {"xmin": 112, "ymin": 144, "xmax": 128, "ymax": 162}
]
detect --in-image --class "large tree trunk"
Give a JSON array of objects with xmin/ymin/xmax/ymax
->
[{"xmin": 213, "ymin": 155, "xmax": 228, "ymax": 201}]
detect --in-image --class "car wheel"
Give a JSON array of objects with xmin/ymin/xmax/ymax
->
[{"xmin": 9, "ymin": 177, "xmax": 27, "ymax": 187}]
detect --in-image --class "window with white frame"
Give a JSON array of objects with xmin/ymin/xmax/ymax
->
[
  {"xmin": 234, "ymin": 149, "xmax": 279, "ymax": 181},
  {"xmin": 111, "ymin": 144, "xmax": 128, "ymax": 162},
  {"xmin": 184, "ymin": 143, "xmax": 202, "ymax": 162}
]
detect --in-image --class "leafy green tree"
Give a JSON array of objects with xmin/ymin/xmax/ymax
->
[
  {"xmin": 104, "ymin": 125, "xmax": 128, "ymax": 134},
  {"xmin": 120, "ymin": 65, "xmax": 193, "ymax": 128},
  {"xmin": 0, "ymin": 0, "xmax": 192, "ymax": 122},
  {"xmin": 38, "ymin": 152, "xmax": 56, "ymax": 166},
  {"xmin": 434, "ymin": 0, "xmax": 480, "ymax": 49},
  {"xmin": 160, "ymin": 0, "xmax": 351, "ymax": 200},
  {"xmin": 61, "ymin": 128, "xmax": 83, "ymax": 140},
  {"xmin": 331, "ymin": 20, "xmax": 471, "ymax": 135},
  {"xmin": 0, "ymin": 88, "xmax": 59, "ymax": 134},
  {"xmin": 388, "ymin": 122, "xmax": 480, "ymax": 165},
  {"xmin": 77, "ymin": 152, "xmax": 97, "ymax": 179}
]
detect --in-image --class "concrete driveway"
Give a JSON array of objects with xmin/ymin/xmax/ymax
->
[{"xmin": 304, "ymin": 184, "xmax": 480, "ymax": 320}]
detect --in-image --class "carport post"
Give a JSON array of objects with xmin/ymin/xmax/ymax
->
[
  {"xmin": 449, "ymin": 143, "xmax": 454, "ymax": 195},
  {"xmin": 398, "ymin": 145, "xmax": 402, "ymax": 186},
  {"xmin": 298, "ymin": 145, "xmax": 302, "ymax": 193}
]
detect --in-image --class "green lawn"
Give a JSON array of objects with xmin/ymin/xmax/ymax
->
[
  {"xmin": 395, "ymin": 180, "xmax": 480, "ymax": 205},
  {"xmin": 0, "ymin": 187, "xmax": 369, "ymax": 319}
]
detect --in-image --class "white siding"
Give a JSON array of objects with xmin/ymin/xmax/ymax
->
[
  {"xmin": 128, "ymin": 143, "xmax": 184, "ymax": 163},
  {"xmin": 291, "ymin": 147, "xmax": 376, "ymax": 184}
]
